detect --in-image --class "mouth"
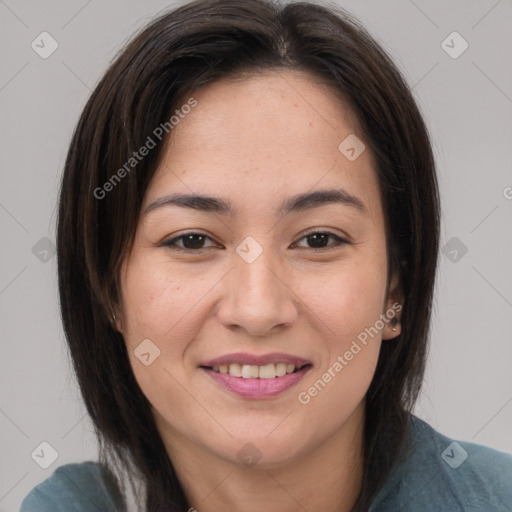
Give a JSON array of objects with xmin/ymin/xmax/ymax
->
[
  {"xmin": 199, "ymin": 353, "xmax": 313, "ymax": 399},
  {"xmin": 200, "ymin": 362, "xmax": 311, "ymax": 379}
]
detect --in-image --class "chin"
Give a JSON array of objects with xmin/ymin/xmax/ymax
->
[
  {"xmin": 218, "ymin": 435, "xmax": 310, "ymax": 470},
  {"xmin": 219, "ymin": 421, "xmax": 316, "ymax": 467}
]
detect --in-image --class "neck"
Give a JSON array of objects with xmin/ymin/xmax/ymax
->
[{"xmin": 158, "ymin": 403, "xmax": 365, "ymax": 512}]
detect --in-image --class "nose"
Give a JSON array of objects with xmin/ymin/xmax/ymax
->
[{"xmin": 216, "ymin": 246, "xmax": 299, "ymax": 337}]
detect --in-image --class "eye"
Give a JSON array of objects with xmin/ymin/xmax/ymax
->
[
  {"xmin": 160, "ymin": 230, "xmax": 350, "ymax": 253},
  {"xmin": 160, "ymin": 232, "xmax": 217, "ymax": 253},
  {"xmin": 293, "ymin": 230, "xmax": 350, "ymax": 252}
]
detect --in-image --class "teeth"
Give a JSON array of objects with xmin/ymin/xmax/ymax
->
[
  {"xmin": 275, "ymin": 363, "xmax": 287, "ymax": 377},
  {"xmin": 242, "ymin": 364, "xmax": 259, "ymax": 378},
  {"xmin": 229, "ymin": 363, "xmax": 242, "ymax": 377},
  {"xmin": 210, "ymin": 363, "xmax": 300, "ymax": 378},
  {"xmin": 258, "ymin": 364, "xmax": 276, "ymax": 379}
]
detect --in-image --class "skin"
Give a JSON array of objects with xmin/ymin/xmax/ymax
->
[{"xmin": 116, "ymin": 69, "xmax": 402, "ymax": 512}]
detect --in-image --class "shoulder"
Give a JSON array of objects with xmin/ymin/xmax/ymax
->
[
  {"xmin": 20, "ymin": 461, "xmax": 126, "ymax": 512},
  {"xmin": 371, "ymin": 414, "xmax": 512, "ymax": 511}
]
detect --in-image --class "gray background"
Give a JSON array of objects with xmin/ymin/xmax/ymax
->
[{"xmin": 1, "ymin": 0, "xmax": 511, "ymax": 510}]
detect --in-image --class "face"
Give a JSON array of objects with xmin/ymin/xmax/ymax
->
[{"xmin": 117, "ymin": 69, "xmax": 401, "ymax": 469}]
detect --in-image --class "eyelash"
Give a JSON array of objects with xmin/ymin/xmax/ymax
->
[{"xmin": 160, "ymin": 230, "xmax": 351, "ymax": 254}]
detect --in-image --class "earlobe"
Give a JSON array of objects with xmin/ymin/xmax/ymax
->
[
  {"xmin": 382, "ymin": 304, "xmax": 402, "ymax": 340},
  {"xmin": 110, "ymin": 310, "xmax": 123, "ymax": 333},
  {"xmin": 383, "ymin": 270, "xmax": 403, "ymax": 340},
  {"xmin": 382, "ymin": 273, "xmax": 403, "ymax": 340}
]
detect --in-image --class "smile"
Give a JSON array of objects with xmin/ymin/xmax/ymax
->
[
  {"xmin": 199, "ymin": 353, "xmax": 313, "ymax": 399},
  {"xmin": 207, "ymin": 362, "xmax": 305, "ymax": 379}
]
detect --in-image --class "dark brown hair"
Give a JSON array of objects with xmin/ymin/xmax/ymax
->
[{"xmin": 57, "ymin": 0, "xmax": 440, "ymax": 510}]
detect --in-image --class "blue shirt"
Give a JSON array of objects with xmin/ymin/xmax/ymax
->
[{"xmin": 20, "ymin": 415, "xmax": 512, "ymax": 511}]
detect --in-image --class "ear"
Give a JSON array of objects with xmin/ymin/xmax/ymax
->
[
  {"xmin": 113, "ymin": 312, "xmax": 123, "ymax": 333},
  {"xmin": 109, "ymin": 304, "xmax": 123, "ymax": 333},
  {"xmin": 382, "ymin": 271, "xmax": 403, "ymax": 341}
]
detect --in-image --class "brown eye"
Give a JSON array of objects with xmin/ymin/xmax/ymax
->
[
  {"xmin": 294, "ymin": 231, "xmax": 350, "ymax": 251},
  {"xmin": 161, "ymin": 230, "xmax": 350, "ymax": 254},
  {"xmin": 161, "ymin": 233, "xmax": 217, "ymax": 252}
]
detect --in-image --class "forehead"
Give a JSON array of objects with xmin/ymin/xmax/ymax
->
[
  {"xmin": 144, "ymin": 69, "xmax": 380, "ymax": 219},
  {"xmin": 168, "ymin": 69, "xmax": 361, "ymax": 153}
]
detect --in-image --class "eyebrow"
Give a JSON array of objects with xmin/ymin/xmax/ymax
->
[{"xmin": 143, "ymin": 188, "xmax": 367, "ymax": 217}]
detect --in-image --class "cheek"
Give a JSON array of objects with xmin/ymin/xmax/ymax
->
[
  {"xmin": 121, "ymin": 256, "xmax": 201, "ymax": 342},
  {"xmin": 120, "ymin": 258, "xmax": 196, "ymax": 414},
  {"xmin": 294, "ymin": 258, "xmax": 387, "ymax": 405},
  {"xmin": 298, "ymin": 256, "xmax": 388, "ymax": 339}
]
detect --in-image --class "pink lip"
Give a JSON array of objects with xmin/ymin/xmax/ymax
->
[
  {"xmin": 201, "ymin": 365, "xmax": 312, "ymax": 399},
  {"xmin": 200, "ymin": 352, "xmax": 311, "ymax": 367}
]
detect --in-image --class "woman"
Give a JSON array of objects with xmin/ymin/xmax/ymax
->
[{"xmin": 20, "ymin": 0, "xmax": 512, "ymax": 511}]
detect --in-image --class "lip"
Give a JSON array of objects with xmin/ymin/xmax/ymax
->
[
  {"xmin": 200, "ymin": 352, "xmax": 311, "ymax": 367},
  {"xmin": 202, "ymin": 365, "xmax": 312, "ymax": 399},
  {"xmin": 199, "ymin": 352, "xmax": 313, "ymax": 399}
]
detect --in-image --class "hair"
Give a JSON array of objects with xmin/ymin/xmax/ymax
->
[{"xmin": 56, "ymin": 0, "xmax": 440, "ymax": 510}]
